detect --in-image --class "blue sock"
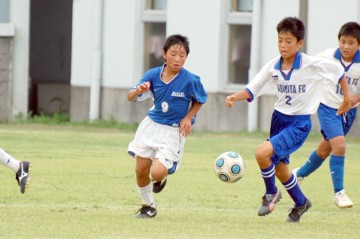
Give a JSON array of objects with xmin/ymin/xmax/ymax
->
[
  {"xmin": 260, "ymin": 163, "xmax": 277, "ymax": 194},
  {"xmin": 329, "ymin": 155, "xmax": 345, "ymax": 193},
  {"xmin": 297, "ymin": 150, "xmax": 325, "ymax": 177},
  {"xmin": 283, "ymin": 174, "xmax": 306, "ymax": 207}
]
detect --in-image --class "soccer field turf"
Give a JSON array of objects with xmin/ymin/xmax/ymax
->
[{"xmin": 0, "ymin": 124, "xmax": 359, "ymax": 238}]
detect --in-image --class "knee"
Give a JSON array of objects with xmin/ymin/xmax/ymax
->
[
  {"xmin": 316, "ymin": 150, "xmax": 330, "ymax": 159},
  {"xmin": 151, "ymin": 169, "xmax": 167, "ymax": 182},
  {"xmin": 255, "ymin": 146, "xmax": 270, "ymax": 163},
  {"xmin": 332, "ymin": 143, "xmax": 346, "ymax": 156}
]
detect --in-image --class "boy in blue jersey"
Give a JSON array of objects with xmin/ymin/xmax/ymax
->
[
  {"xmin": 0, "ymin": 147, "xmax": 31, "ymax": 193},
  {"xmin": 293, "ymin": 22, "xmax": 360, "ymax": 209},
  {"xmin": 127, "ymin": 34, "xmax": 207, "ymax": 219},
  {"xmin": 226, "ymin": 17, "xmax": 351, "ymax": 222}
]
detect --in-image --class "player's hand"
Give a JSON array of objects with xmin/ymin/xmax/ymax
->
[
  {"xmin": 226, "ymin": 95, "xmax": 235, "ymax": 108},
  {"xmin": 337, "ymin": 98, "xmax": 351, "ymax": 115},
  {"xmin": 179, "ymin": 117, "xmax": 192, "ymax": 137},
  {"xmin": 136, "ymin": 82, "xmax": 150, "ymax": 94}
]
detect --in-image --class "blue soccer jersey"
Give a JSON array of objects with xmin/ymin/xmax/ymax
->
[
  {"xmin": 317, "ymin": 48, "xmax": 360, "ymax": 109},
  {"xmin": 133, "ymin": 65, "xmax": 207, "ymax": 127},
  {"xmin": 245, "ymin": 51, "xmax": 344, "ymax": 115}
]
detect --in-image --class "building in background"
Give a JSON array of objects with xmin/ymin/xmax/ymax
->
[{"xmin": 1, "ymin": 0, "xmax": 360, "ymax": 135}]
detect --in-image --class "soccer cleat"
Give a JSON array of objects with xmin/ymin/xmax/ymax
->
[
  {"xmin": 334, "ymin": 190, "xmax": 353, "ymax": 208},
  {"xmin": 153, "ymin": 178, "xmax": 167, "ymax": 193},
  {"xmin": 292, "ymin": 167, "xmax": 304, "ymax": 186},
  {"xmin": 135, "ymin": 205, "xmax": 157, "ymax": 219},
  {"xmin": 16, "ymin": 161, "xmax": 31, "ymax": 194},
  {"xmin": 286, "ymin": 198, "xmax": 312, "ymax": 222},
  {"xmin": 258, "ymin": 190, "xmax": 282, "ymax": 216}
]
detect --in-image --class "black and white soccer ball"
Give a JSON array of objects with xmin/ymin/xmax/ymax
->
[{"xmin": 214, "ymin": 151, "xmax": 245, "ymax": 183}]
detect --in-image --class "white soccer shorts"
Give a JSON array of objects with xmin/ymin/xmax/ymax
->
[{"xmin": 128, "ymin": 116, "xmax": 185, "ymax": 173}]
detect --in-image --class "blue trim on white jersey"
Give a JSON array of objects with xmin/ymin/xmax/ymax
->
[
  {"xmin": 334, "ymin": 48, "xmax": 360, "ymax": 72},
  {"xmin": 274, "ymin": 51, "xmax": 302, "ymax": 81},
  {"xmin": 275, "ymin": 51, "xmax": 302, "ymax": 70},
  {"xmin": 245, "ymin": 88, "xmax": 254, "ymax": 102}
]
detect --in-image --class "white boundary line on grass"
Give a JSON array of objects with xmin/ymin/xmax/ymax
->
[{"xmin": 0, "ymin": 203, "xmax": 249, "ymax": 212}]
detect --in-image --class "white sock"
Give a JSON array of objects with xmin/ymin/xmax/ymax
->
[
  {"xmin": 0, "ymin": 148, "xmax": 20, "ymax": 172},
  {"xmin": 138, "ymin": 182, "xmax": 156, "ymax": 208}
]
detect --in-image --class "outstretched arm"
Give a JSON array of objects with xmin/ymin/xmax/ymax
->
[
  {"xmin": 127, "ymin": 82, "xmax": 151, "ymax": 101},
  {"xmin": 225, "ymin": 90, "xmax": 251, "ymax": 108}
]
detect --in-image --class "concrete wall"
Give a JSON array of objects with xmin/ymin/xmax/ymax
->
[
  {"xmin": 0, "ymin": 37, "xmax": 12, "ymax": 120},
  {"xmin": 0, "ymin": 23, "xmax": 15, "ymax": 121},
  {"xmin": 70, "ymin": 86, "xmax": 90, "ymax": 122}
]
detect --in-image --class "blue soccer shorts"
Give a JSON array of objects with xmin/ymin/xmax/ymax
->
[
  {"xmin": 268, "ymin": 110, "xmax": 312, "ymax": 165},
  {"xmin": 318, "ymin": 103, "xmax": 357, "ymax": 140}
]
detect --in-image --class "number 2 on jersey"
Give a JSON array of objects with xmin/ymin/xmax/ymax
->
[{"xmin": 285, "ymin": 95, "xmax": 292, "ymax": 105}]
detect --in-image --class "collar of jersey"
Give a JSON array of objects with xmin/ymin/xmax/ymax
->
[
  {"xmin": 334, "ymin": 48, "xmax": 360, "ymax": 63},
  {"xmin": 275, "ymin": 51, "xmax": 302, "ymax": 70}
]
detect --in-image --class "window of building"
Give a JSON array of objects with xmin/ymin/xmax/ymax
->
[
  {"xmin": 145, "ymin": 0, "xmax": 167, "ymax": 10},
  {"xmin": 144, "ymin": 23, "xmax": 166, "ymax": 70},
  {"xmin": 227, "ymin": 0, "xmax": 253, "ymax": 85},
  {"xmin": 229, "ymin": 25, "xmax": 252, "ymax": 84},
  {"xmin": 0, "ymin": 0, "xmax": 10, "ymax": 23},
  {"xmin": 142, "ymin": 0, "xmax": 167, "ymax": 71},
  {"xmin": 231, "ymin": 0, "xmax": 253, "ymax": 12}
]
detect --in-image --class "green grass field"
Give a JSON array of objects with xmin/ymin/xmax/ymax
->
[{"xmin": 0, "ymin": 124, "xmax": 359, "ymax": 238}]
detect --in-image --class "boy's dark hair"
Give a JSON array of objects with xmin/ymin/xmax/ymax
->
[
  {"xmin": 338, "ymin": 22, "xmax": 360, "ymax": 43},
  {"xmin": 163, "ymin": 34, "xmax": 190, "ymax": 55},
  {"xmin": 277, "ymin": 17, "xmax": 305, "ymax": 41}
]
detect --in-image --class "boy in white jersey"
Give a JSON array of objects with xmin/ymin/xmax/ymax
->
[
  {"xmin": 293, "ymin": 22, "xmax": 360, "ymax": 209},
  {"xmin": 0, "ymin": 148, "xmax": 31, "ymax": 193},
  {"xmin": 226, "ymin": 17, "xmax": 351, "ymax": 222},
  {"xmin": 127, "ymin": 34, "xmax": 207, "ymax": 218}
]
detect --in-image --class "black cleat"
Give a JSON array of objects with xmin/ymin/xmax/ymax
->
[
  {"xmin": 135, "ymin": 205, "xmax": 157, "ymax": 219},
  {"xmin": 286, "ymin": 198, "xmax": 312, "ymax": 222},
  {"xmin": 16, "ymin": 161, "xmax": 31, "ymax": 194},
  {"xmin": 153, "ymin": 178, "xmax": 167, "ymax": 193}
]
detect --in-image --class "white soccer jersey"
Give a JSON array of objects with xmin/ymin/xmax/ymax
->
[
  {"xmin": 317, "ymin": 48, "xmax": 360, "ymax": 109},
  {"xmin": 245, "ymin": 51, "xmax": 344, "ymax": 115}
]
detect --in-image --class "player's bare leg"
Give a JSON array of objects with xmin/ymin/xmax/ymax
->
[{"xmin": 151, "ymin": 159, "xmax": 168, "ymax": 193}]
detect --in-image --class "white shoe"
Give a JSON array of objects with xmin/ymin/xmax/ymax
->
[
  {"xmin": 292, "ymin": 167, "xmax": 304, "ymax": 186},
  {"xmin": 334, "ymin": 190, "xmax": 353, "ymax": 208}
]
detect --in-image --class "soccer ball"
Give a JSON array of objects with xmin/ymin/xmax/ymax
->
[{"xmin": 214, "ymin": 151, "xmax": 245, "ymax": 183}]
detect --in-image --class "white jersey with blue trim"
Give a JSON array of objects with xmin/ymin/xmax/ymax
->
[
  {"xmin": 132, "ymin": 65, "xmax": 207, "ymax": 127},
  {"xmin": 245, "ymin": 52, "xmax": 344, "ymax": 115},
  {"xmin": 317, "ymin": 48, "xmax": 360, "ymax": 109}
]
